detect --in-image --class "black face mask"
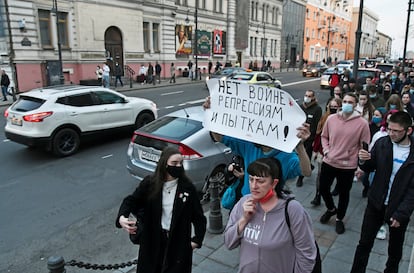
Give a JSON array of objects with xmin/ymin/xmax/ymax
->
[
  {"xmin": 329, "ymin": 108, "xmax": 337, "ymax": 114},
  {"xmin": 166, "ymin": 165, "xmax": 184, "ymax": 178}
]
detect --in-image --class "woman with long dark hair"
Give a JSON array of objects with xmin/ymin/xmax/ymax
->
[{"xmin": 116, "ymin": 147, "xmax": 207, "ymax": 273}]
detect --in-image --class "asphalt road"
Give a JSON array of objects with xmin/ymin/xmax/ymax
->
[{"xmin": 0, "ymin": 71, "xmax": 325, "ymax": 272}]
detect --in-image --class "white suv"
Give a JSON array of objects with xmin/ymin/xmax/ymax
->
[{"xmin": 4, "ymin": 85, "xmax": 157, "ymax": 156}]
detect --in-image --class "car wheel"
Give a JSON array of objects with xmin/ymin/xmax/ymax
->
[
  {"xmin": 135, "ymin": 112, "xmax": 155, "ymax": 129},
  {"xmin": 52, "ymin": 128, "xmax": 80, "ymax": 157},
  {"xmin": 200, "ymin": 165, "xmax": 226, "ymax": 203}
]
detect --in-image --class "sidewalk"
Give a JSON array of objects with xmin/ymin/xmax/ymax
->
[
  {"xmin": 116, "ymin": 171, "xmax": 414, "ymax": 273},
  {"xmin": 0, "ymin": 67, "xmax": 300, "ymax": 108}
]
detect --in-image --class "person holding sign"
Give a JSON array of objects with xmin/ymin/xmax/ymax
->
[
  {"xmin": 203, "ymin": 95, "xmax": 312, "ymax": 195},
  {"xmin": 319, "ymin": 93, "xmax": 370, "ymax": 234}
]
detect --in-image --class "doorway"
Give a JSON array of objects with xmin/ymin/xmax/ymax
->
[{"xmin": 104, "ymin": 27, "xmax": 124, "ymax": 76}]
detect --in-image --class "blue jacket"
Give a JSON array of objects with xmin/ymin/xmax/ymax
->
[{"xmin": 222, "ymin": 136, "xmax": 301, "ymax": 195}]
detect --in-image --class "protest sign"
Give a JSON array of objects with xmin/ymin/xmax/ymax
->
[{"xmin": 204, "ymin": 79, "xmax": 306, "ymax": 153}]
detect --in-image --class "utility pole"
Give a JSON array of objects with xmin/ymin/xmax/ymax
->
[
  {"xmin": 4, "ymin": 0, "xmax": 17, "ymax": 99},
  {"xmin": 195, "ymin": 0, "xmax": 199, "ymax": 80},
  {"xmin": 402, "ymin": 0, "xmax": 413, "ymax": 72},
  {"xmin": 353, "ymin": 0, "xmax": 364, "ymax": 81},
  {"xmin": 53, "ymin": 0, "xmax": 64, "ymax": 84}
]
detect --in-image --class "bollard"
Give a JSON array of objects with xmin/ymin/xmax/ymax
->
[
  {"xmin": 207, "ymin": 175, "xmax": 224, "ymax": 234},
  {"xmin": 129, "ymin": 76, "xmax": 133, "ymax": 88},
  {"xmin": 47, "ymin": 256, "xmax": 66, "ymax": 273}
]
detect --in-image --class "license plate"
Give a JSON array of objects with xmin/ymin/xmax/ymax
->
[
  {"xmin": 11, "ymin": 117, "xmax": 22, "ymax": 126},
  {"xmin": 140, "ymin": 150, "xmax": 160, "ymax": 162}
]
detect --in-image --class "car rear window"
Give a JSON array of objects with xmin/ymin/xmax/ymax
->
[
  {"xmin": 231, "ymin": 74, "xmax": 253, "ymax": 80},
  {"xmin": 138, "ymin": 116, "xmax": 202, "ymax": 141},
  {"xmin": 11, "ymin": 96, "xmax": 45, "ymax": 112},
  {"xmin": 376, "ymin": 65, "xmax": 393, "ymax": 72}
]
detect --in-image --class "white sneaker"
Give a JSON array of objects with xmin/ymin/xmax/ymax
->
[{"xmin": 376, "ymin": 225, "xmax": 387, "ymax": 240}]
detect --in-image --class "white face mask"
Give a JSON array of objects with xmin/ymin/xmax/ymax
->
[{"xmin": 304, "ymin": 96, "xmax": 312, "ymax": 103}]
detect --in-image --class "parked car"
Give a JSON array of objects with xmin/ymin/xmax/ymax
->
[
  {"xmin": 356, "ymin": 68, "xmax": 382, "ymax": 85},
  {"xmin": 375, "ymin": 63, "xmax": 395, "ymax": 76},
  {"xmin": 302, "ymin": 63, "xmax": 329, "ymax": 77},
  {"xmin": 228, "ymin": 71, "xmax": 282, "ymax": 89},
  {"xmin": 126, "ymin": 106, "xmax": 235, "ymax": 193},
  {"xmin": 364, "ymin": 59, "xmax": 377, "ymax": 68},
  {"xmin": 320, "ymin": 67, "xmax": 345, "ymax": 89},
  {"xmin": 205, "ymin": 67, "xmax": 246, "ymax": 83},
  {"xmin": 4, "ymin": 85, "xmax": 157, "ymax": 156}
]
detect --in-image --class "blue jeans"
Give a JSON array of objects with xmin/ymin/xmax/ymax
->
[
  {"xmin": 1, "ymin": 86, "xmax": 8, "ymax": 99},
  {"xmin": 103, "ymin": 75, "xmax": 110, "ymax": 88}
]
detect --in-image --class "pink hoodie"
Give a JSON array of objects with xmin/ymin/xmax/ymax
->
[{"xmin": 321, "ymin": 111, "xmax": 370, "ymax": 169}]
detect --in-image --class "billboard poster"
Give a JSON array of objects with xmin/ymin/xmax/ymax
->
[
  {"xmin": 175, "ymin": 24, "xmax": 193, "ymax": 56},
  {"xmin": 196, "ymin": 30, "xmax": 211, "ymax": 56},
  {"xmin": 213, "ymin": 30, "xmax": 223, "ymax": 54}
]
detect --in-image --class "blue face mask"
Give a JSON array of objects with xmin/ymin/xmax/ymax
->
[
  {"xmin": 391, "ymin": 75, "xmax": 397, "ymax": 81},
  {"xmin": 410, "ymin": 89, "xmax": 414, "ymax": 94},
  {"xmin": 369, "ymin": 94, "xmax": 377, "ymax": 98},
  {"xmin": 371, "ymin": 116, "xmax": 382, "ymax": 124},
  {"xmin": 342, "ymin": 103, "xmax": 353, "ymax": 113},
  {"xmin": 389, "ymin": 104, "xmax": 397, "ymax": 110}
]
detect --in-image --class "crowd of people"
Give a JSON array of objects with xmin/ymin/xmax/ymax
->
[{"xmin": 113, "ymin": 63, "xmax": 414, "ymax": 273}]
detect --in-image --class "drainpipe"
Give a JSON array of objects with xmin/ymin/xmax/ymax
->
[{"xmin": 4, "ymin": 0, "xmax": 18, "ymax": 98}]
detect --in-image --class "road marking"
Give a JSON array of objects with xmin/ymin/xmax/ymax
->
[
  {"xmin": 101, "ymin": 154, "xmax": 113, "ymax": 159},
  {"xmin": 165, "ymin": 105, "xmax": 175, "ymax": 109},
  {"xmin": 283, "ymin": 78, "xmax": 320, "ymax": 87},
  {"xmin": 187, "ymin": 99, "xmax": 205, "ymax": 104},
  {"xmin": 178, "ymin": 103, "xmax": 187, "ymax": 106},
  {"xmin": 161, "ymin": 91, "xmax": 184, "ymax": 96},
  {"xmin": 3, "ymin": 139, "xmax": 10, "ymax": 142}
]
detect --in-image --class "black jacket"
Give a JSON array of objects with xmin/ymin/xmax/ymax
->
[
  {"xmin": 300, "ymin": 101, "xmax": 322, "ymax": 141},
  {"xmin": 116, "ymin": 175, "xmax": 206, "ymax": 273},
  {"xmin": 360, "ymin": 135, "xmax": 414, "ymax": 224},
  {"xmin": 1, "ymin": 73, "xmax": 10, "ymax": 87}
]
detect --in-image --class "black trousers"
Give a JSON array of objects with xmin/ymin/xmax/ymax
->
[
  {"xmin": 350, "ymin": 202, "xmax": 407, "ymax": 273},
  {"xmin": 319, "ymin": 162, "xmax": 355, "ymax": 220}
]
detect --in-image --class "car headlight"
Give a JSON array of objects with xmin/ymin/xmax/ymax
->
[
  {"xmin": 303, "ymin": 69, "xmax": 307, "ymax": 72},
  {"xmin": 312, "ymin": 69, "xmax": 317, "ymax": 73}
]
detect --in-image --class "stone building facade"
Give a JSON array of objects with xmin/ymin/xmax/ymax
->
[{"xmin": 0, "ymin": 0, "xmax": 284, "ymax": 92}]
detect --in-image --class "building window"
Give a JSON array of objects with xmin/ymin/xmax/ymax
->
[
  {"xmin": 175, "ymin": 0, "xmax": 180, "ymax": 4},
  {"xmin": 250, "ymin": 36, "xmax": 254, "ymax": 56},
  {"xmin": 153, "ymin": 23, "xmax": 159, "ymax": 52},
  {"xmin": 305, "ymin": 28, "xmax": 309, "ymax": 38},
  {"xmin": 39, "ymin": 9, "xmax": 52, "ymax": 47},
  {"xmin": 214, "ymin": 0, "xmax": 223, "ymax": 13},
  {"xmin": 310, "ymin": 47, "xmax": 315, "ymax": 61},
  {"xmin": 254, "ymin": 37, "xmax": 257, "ymax": 56},
  {"xmin": 143, "ymin": 22, "xmax": 150, "ymax": 52},
  {"xmin": 272, "ymin": 7, "xmax": 275, "ymax": 24},
  {"xmin": 274, "ymin": 39, "xmax": 277, "ymax": 57},
  {"xmin": 270, "ymin": 39, "xmax": 273, "ymax": 57},
  {"xmin": 255, "ymin": 2, "xmax": 258, "ymax": 20},
  {"xmin": 312, "ymin": 29, "xmax": 315, "ymax": 39},
  {"xmin": 57, "ymin": 12, "xmax": 69, "ymax": 48},
  {"xmin": 262, "ymin": 4, "xmax": 265, "ymax": 23},
  {"xmin": 251, "ymin": 1, "xmax": 255, "ymax": 21},
  {"xmin": 201, "ymin": 0, "xmax": 206, "ymax": 9}
]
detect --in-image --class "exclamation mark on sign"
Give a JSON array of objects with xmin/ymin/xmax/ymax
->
[{"xmin": 284, "ymin": 126, "xmax": 289, "ymax": 141}]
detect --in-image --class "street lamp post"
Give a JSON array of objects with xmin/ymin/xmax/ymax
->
[
  {"xmin": 186, "ymin": 1, "xmax": 199, "ymax": 80},
  {"xmin": 52, "ymin": 0, "xmax": 64, "ymax": 84},
  {"xmin": 353, "ymin": 0, "xmax": 364, "ymax": 80},
  {"xmin": 256, "ymin": 23, "xmax": 266, "ymax": 71},
  {"xmin": 402, "ymin": 0, "xmax": 413, "ymax": 72}
]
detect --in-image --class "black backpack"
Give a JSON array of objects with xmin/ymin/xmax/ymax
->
[{"xmin": 285, "ymin": 197, "xmax": 322, "ymax": 273}]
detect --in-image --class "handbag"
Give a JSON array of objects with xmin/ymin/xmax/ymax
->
[
  {"xmin": 285, "ymin": 197, "xmax": 322, "ymax": 273},
  {"xmin": 221, "ymin": 179, "xmax": 240, "ymax": 210},
  {"xmin": 129, "ymin": 210, "xmax": 144, "ymax": 245}
]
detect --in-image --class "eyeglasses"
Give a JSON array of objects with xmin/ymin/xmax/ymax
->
[{"xmin": 387, "ymin": 127, "xmax": 406, "ymax": 134}]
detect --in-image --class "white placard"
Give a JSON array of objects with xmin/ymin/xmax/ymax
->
[{"xmin": 204, "ymin": 79, "xmax": 306, "ymax": 153}]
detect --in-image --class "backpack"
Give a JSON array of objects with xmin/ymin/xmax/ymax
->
[{"xmin": 285, "ymin": 197, "xmax": 322, "ymax": 273}]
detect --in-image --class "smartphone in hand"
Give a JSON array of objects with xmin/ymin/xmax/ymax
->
[{"xmin": 362, "ymin": 141, "xmax": 369, "ymax": 151}]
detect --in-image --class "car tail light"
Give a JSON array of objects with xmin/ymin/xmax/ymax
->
[
  {"xmin": 4, "ymin": 109, "xmax": 8, "ymax": 118},
  {"xmin": 178, "ymin": 144, "xmax": 202, "ymax": 160},
  {"xmin": 23, "ymin": 111, "xmax": 53, "ymax": 122}
]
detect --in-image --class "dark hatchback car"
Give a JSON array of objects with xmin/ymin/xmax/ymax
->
[
  {"xmin": 302, "ymin": 63, "xmax": 329, "ymax": 77},
  {"xmin": 356, "ymin": 68, "xmax": 382, "ymax": 85},
  {"xmin": 205, "ymin": 67, "xmax": 247, "ymax": 83}
]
